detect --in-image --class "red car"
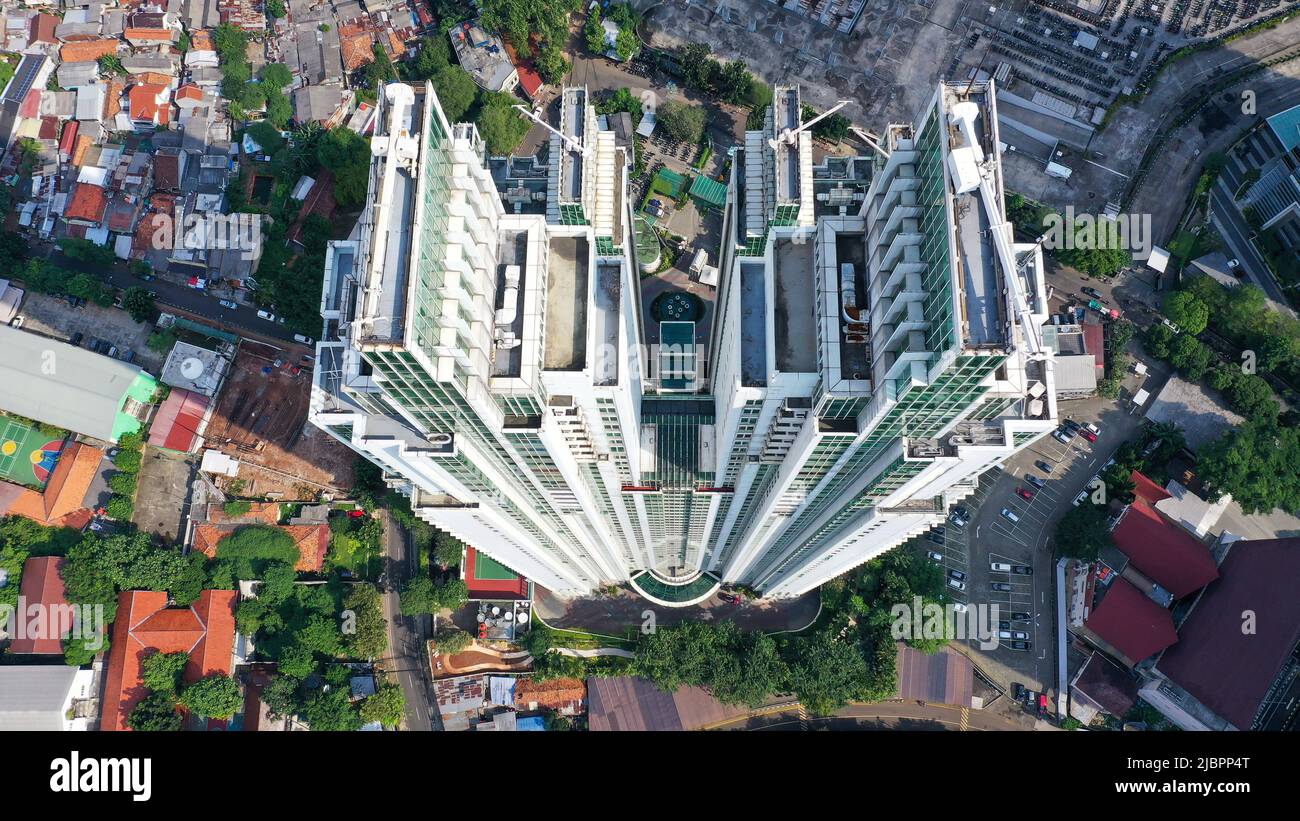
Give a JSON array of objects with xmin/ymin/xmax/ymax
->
[
  {"xmin": 1079, "ymin": 428, "xmax": 1098, "ymax": 443},
  {"xmin": 718, "ymin": 592, "xmax": 740, "ymax": 605},
  {"xmin": 348, "ymin": 509, "xmax": 366, "ymax": 518},
  {"xmin": 1016, "ymin": 487, "xmax": 1034, "ymax": 501},
  {"xmin": 1037, "ymin": 693, "xmax": 1048, "ymax": 717}
]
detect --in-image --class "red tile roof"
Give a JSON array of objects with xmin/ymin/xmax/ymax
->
[
  {"xmin": 514, "ymin": 677, "xmax": 586, "ymax": 712},
  {"xmin": 129, "ymin": 84, "xmax": 172, "ymax": 126},
  {"xmin": 65, "ymin": 182, "xmax": 108, "ymax": 223},
  {"xmin": 9, "ymin": 557, "xmax": 71, "ymax": 654},
  {"xmin": 1155, "ymin": 537, "xmax": 1300, "ymax": 729},
  {"xmin": 1081, "ymin": 321, "xmax": 1105, "ymax": 375},
  {"xmin": 1131, "ymin": 470, "xmax": 1172, "ymax": 507},
  {"xmin": 1112, "ymin": 500, "xmax": 1219, "ymax": 598},
  {"xmin": 101, "ymin": 589, "xmax": 238, "ymax": 731},
  {"xmin": 125, "ymin": 27, "xmax": 175, "ymax": 42},
  {"xmin": 30, "ymin": 13, "xmax": 60, "ymax": 45},
  {"xmin": 175, "ymin": 84, "xmax": 203, "ymax": 103},
  {"xmin": 192, "ymin": 502, "xmax": 329, "ymax": 573},
  {"xmin": 1085, "ymin": 578, "xmax": 1178, "ymax": 664},
  {"xmin": 339, "ymin": 26, "xmax": 375, "ymax": 71}
]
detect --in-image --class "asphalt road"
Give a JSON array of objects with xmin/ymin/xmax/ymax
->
[
  {"xmin": 1208, "ymin": 176, "xmax": 1297, "ymax": 316},
  {"xmin": 380, "ymin": 511, "xmax": 438, "ymax": 731},
  {"xmin": 39, "ymin": 242, "xmax": 300, "ymax": 342}
]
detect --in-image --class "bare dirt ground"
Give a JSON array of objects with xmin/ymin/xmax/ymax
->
[
  {"xmin": 204, "ymin": 340, "xmax": 354, "ymax": 499},
  {"xmin": 135, "ymin": 447, "xmax": 197, "ymax": 544}
]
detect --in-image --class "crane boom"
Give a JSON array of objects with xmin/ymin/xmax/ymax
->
[{"xmin": 512, "ymin": 104, "xmax": 589, "ymax": 156}]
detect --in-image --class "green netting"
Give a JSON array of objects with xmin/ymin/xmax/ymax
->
[{"xmin": 689, "ymin": 174, "xmax": 727, "ymax": 209}]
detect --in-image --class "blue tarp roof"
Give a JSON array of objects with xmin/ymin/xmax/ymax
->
[{"xmin": 517, "ymin": 716, "xmax": 546, "ymax": 731}]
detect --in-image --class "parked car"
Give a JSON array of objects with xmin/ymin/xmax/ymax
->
[
  {"xmin": 990, "ymin": 561, "xmax": 1012, "ymax": 572},
  {"xmin": 926, "ymin": 551, "xmax": 943, "ymax": 562},
  {"xmin": 1016, "ymin": 487, "xmax": 1034, "ymax": 501},
  {"xmin": 1037, "ymin": 693, "xmax": 1048, "ymax": 717},
  {"xmin": 991, "ymin": 582, "xmax": 1012, "ymax": 592},
  {"xmin": 257, "ymin": 309, "xmax": 277, "ymax": 322},
  {"xmin": 949, "ymin": 506, "xmax": 970, "ymax": 527},
  {"xmin": 1227, "ymin": 257, "xmax": 1240, "ymax": 269},
  {"xmin": 218, "ymin": 299, "xmax": 238, "ymax": 310},
  {"xmin": 1082, "ymin": 286, "xmax": 1103, "ymax": 299},
  {"xmin": 1009, "ymin": 612, "xmax": 1031, "ymax": 621},
  {"xmin": 952, "ymin": 602, "xmax": 968, "ymax": 613},
  {"xmin": 106, "ymin": 345, "xmax": 119, "ymax": 358},
  {"xmin": 70, "ymin": 332, "xmax": 83, "ymax": 346},
  {"xmin": 9, "ymin": 315, "xmax": 23, "ymax": 328},
  {"xmin": 1011, "ymin": 641, "xmax": 1031, "ymax": 651},
  {"xmin": 138, "ymin": 273, "xmax": 156, "ymax": 282},
  {"xmin": 717, "ymin": 591, "xmax": 740, "ymax": 605},
  {"xmin": 293, "ymin": 333, "xmax": 314, "ymax": 345},
  {"xmin": 1000, "ymin": 508, "xmax": 1020, "ymax": 523},
  {"xmin": 947, "ymin": 578, "xmax": 967, "ymax": 592},
  {"xmin": 947, "ymin": 569, "xmax": 967, "ymax": 582},
  {"xmin": 1052, "ymin": 428, "xmax": 1073, "ymax": 444},
  {"xmin": 998, "ymin": 630, "xmax": 1014, "ymax": 640},
  {"xmin": 1073, "ymin": 490, "xmax": 1090, "ymax": 507},
  {"xmin": 1034, "ymin": 460, "xmax": 1054, "ymax": 474},
  {"xmin": 1026, "ymin": 474, "xmax": 1046, "ymax": 489},
  {"xmin": 1011, "ymin": 630, "xmax": 1029, "ymax": 641},
  {"xmin": 926, "ymin": 532, "xmax": 944, "ymax": 546},
  {"xmin": 1011, "ymin": 565, "xmax": 1033, "ymax": 575},
  {"xmin": 1062, "ymin": 418, "xmax": 1082, "ymax": 432},
  {"xmin": 1079, "ymin": 428, "xmax": 1098, "ymax": 443},
  {"xmin": 1084, "ymin": 422, "xmax": 1101, "ymax": 436}
]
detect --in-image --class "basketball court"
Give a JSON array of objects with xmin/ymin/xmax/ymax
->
[{"xmin": 0, "ymin": 417, "xmax": 66, "ymax": 490}]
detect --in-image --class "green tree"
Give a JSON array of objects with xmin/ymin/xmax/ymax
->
[
  {"xmin": 141, "ymin": 650, "xmax": 190, "ymax": 695},
  {"xmin": 474, "ymin": 92, "xmax": 531, "ymax": 155},
  {"xmin": 261, "ymin": 674, "xmax": 302, "ymax": 718},
  {"xmin": 434, "ymin": 532, "xmax": 464, "ymax": 567},
  {"xmin": 537, "ymin": 46, "xmax": 571, "ymax": 85},
  {"xmin": 128, "ymin": 692, "xmax": 183, "ymax": 731},
  {"xmin": 434, "ymin": 628, "xmax": 472, "ymax": 656},
  {"xmin": 584, "ymin": 8, "xmax": 606, "ymax": 55},
  {"xmin": 63, "ymin": 633, "xmax": 107, "ymax": 667},
  {"xmin": 1054, "ymin": 503, "xmax": 1113, "ymax": 561},
  {"xmin": 266, "ymin": 0, "xmax": 287, "ymax": 18},
  {"xmin": 342, "ymin": 584, "xmax": 388, "ymax": 660},
  {"xmin": 614, "ymin": 27, "xmax": 639, "ymax": 63},
  {"xmin": 521, "ymin": 623, "xmax": 554, "ymax": 657},
  {"xmin": 359, "ymin": 683, "xmax": 406, "ymax": 728},
  {"xmin": 316, "ymin": 128, "xmax": 371, "ymax": 207},
  {"xmin": 434, "ymin": 578, "xmax": 469, "ymax": 611},
  {"xmin": 785, "ymin": 627, "xmax": 868, "ymax": 715},
  {"xmin": 432, "ymin": 65, "xmax": 477, "ymax": 123},
  {"xmin": 277, "ymin": 643, "xmax": 318, "ymax": 679},
  {"xmin": 1163, "ymin": 291, "xmax": 1210, "ymax": 335},
  {"xmin": 1168, "ymin": 334, "xmax": 1215, "ymax": 381},
  {"xmin": 399, "ymin": 575, "xmax": 436, "ymax": 615},
  {"xmin": 122, "ymin": 286, "xmax": 156, "ymax": 323},
  {"xmin": 1197, "ymin": 418, "xmax": 1300, "ymax": 514},
  {"xmin": 656, "ymin": 100, "xmax": 707, "ymax": 144},
  {"xmin": 301, "ymin": 686, "xmax": 361, "ymax": 730},
  {"xmin": 180, "ymin": 674, "xmax": 243, "ymax": 719},
  {"xmin": 716, "ymin": 60, "xmax": 754, "ymax": 105}
]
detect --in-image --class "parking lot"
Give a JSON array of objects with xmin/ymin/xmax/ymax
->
[{"xmin": 13, "ymin": 292, "xmax": 166, "ymax": 372}]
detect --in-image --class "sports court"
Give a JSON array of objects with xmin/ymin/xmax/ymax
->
[{"xmin": 0, "ymin": 416, "xmax": 67, "ymax": 490}]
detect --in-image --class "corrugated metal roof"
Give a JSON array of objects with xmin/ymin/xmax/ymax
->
[{"xmin": 0, "ymin": 665, "xmax": 78, "ymax": 730}]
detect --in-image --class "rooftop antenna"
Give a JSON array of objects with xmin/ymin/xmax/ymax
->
[
  {"xmin": 770, "ymin": 99, "xmax": 851, "ymax": 151},
  {"xmin": 512, "ymin": 104, "xmax": 591, "ymax": 156}
]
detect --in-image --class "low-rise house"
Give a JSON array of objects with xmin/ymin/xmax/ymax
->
[
  {"xmin": 7, "ymin": 557, "xmax": 72, "ymax": 655},
  {"xmin": 190, "ymin": 501, "xmax": 329, "ymax": 573},
  {"xmin": 63, "ymin": 180, "xmax": 108, "ymax": 226},
  {"xmin": 59, "ymin": 38, "xmax": 119, "ymax": 63},
  {"xmin": 128, "ymin": 83, "xmax": 172, "ymax": 129},
  {"xmin": 292, "ymin": 85, "xmax": 348, "ymax": 126},
  {"xmin": 101, "ymin": 589, "xmax": 239, "ymax": 731},
  {"xmin": 0, "ymin": 666, "xmax": 97, "ymax": 731}
]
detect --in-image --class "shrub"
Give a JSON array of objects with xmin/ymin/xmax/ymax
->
[{"xmin": 106, "ymin": 495, "xmax": 134, "ymax": 521}]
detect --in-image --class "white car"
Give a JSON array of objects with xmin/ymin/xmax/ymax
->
[
  {"xmin": 1084, "ymin": 422, "xmax": 1101, "ymax": 436},
  {"xmin": 1227, "ymin": 258, "xmax": 1240, "ymax": 269},
  {"xmin": 1000, "ymin": 508, "xmax": 1020, "ymax": 523},
  {"xmin": 926, "ymin": 551, "xmax": 943, "ymax": 562},
  {"xmin": 293, "ymin": 333, "xmax": 314, "ymax": 344},
  {"xmin": 1073, "ymin": 490, "xmax": 1089, "ymax": 507},
  {"xmin": 952, "ymin": 602, "xmax": 969, "ymax": 613},
  {"xmin": 257, "ymin": 309, "xmax": 277, "ymax": 322},
  {"xmin": 990, "ymin": 561, "xmax": 1012, "ymax": 572},
  {"xmin": 947, "ymin": 578, "xmax": 967, "ymax": 592}
]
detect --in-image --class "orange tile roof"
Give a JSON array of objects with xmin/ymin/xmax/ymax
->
[
  {"xmin": 9, "ymin": 557, "xmax": 71, "ymax": 654},
  {"xmin": 104, "ymin": 79, "xmax": 126, "ymax": 119},
  {"xmin": 102, "ymin": 589, "xmax": 238, "ymax": 731},
  {"xmin": 129, "ymin": 84, "xmax": 171, "ymax": 125},
  {"xmin": 339, "ymin": 25, "xmax": 375, "ymax": 71},
  {"xmin": 131, "ymin": 71, "xmax": 174, "ymax": 86},
  {"xmin": 190, "ymin": 30, "xmax": 213, "ymax": 51},
  {"xmin": 71, "ymin": 134, "xmax": 94, "ymax": 167},
  {"xmin": 3, "ymin": 443, "xmax": 103, "ymax": 528},
  {"xmin": 60, "ymin": 39, "xmax": 120, "ymax": 63},
  {"xmin": 514, "ymin": 677, "xmax": 586, "ymax": 711},
  {"xmin": 387, "ymin": 32, "xmax": 407, "ymax": 58},
  {"xmin": 176, "ymin": 84, "xmax": 203, "ymax": 102},
  {"xmin": 65, "ymin": 182, "xmax": 108, "ymax": 223},
  {"xmin": 125, "ymin": 27, "xmax": 174, "ymax": 41},
  {"xmin": 192, "ymin": 502, "xmax": 329, "ymax": 573}
]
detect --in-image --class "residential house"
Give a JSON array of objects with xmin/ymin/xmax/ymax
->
[
  {"xmin": 101, "ymin": 589, "xmax": 239, "ymax": 731},
  {"xmin": 0, "ymin": 442, "xmax": 107, "ymax": 530},
  {"xmin": 128, "ymin": 83, "xmax": 172, "ymax": 130},
  {"xmin": 0, "ymin": 666, "xmax": 96, "ymax": 731},
  {"xmin": 59, "ymin": 38, "xmax": 119, "ymax": 63},
  {"xmin": 63, "ymin": 180, "xmax": 108, "ymax": 226},
  {"xmin": 190, "ymin": 501, "xmax": 329, "ymax": 573},
  {"xmin": 292, "ymin": 84, "xmax": 347, "ymax": 126}
]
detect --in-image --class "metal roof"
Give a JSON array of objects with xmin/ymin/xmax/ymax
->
[
  {"xmin": 0, "ymin": 665, "xmax": 78, "ymax": 731},
  {"xmin": 0, "ymin": 325, "xmax": 145, "ymax": 441}
]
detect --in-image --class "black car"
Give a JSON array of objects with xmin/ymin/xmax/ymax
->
[
  {"xmin": 991, "ymin": 582, "xmax": 1012, "ymax": 592},
  {"xmin": 1082, "ymin": 286, "xmax": 1103, "ymax": 299},
  {"xmin": 1063, "ymin": 418, "xmax": 1082, "ymax": 432},
  {"xmin": 1012, "ymin": 682, "xmax": 1025, "ymax": 701},
  {"xmin": 926, "ymin": 532, "xmax": 944, "ymax": 546},
  {"xmin": 1026, "ymin": 474, "xmax": 1047, "ymax": 489},
  {"xmin": 1012, "ymin": 565, "xmax": 1033, "ymax": 575},
  {"xmin": 999, "ymin": 620, "xmax": 1011, "ymax": 630},
  {"xmin": 1009, "ymin": 612, "xmax": 1031, "ymax": 621},
  {"xmin": 1034, "ymin": 460, "xmax": 1054, "ymax": 474},
  {"xmin": 1010, "ymin": 641, "xmax": 1032, "ymax": 651},
  {"xmin": 70, "ymin": 332, "xmax": 83, "ymax": 346},
  {"xmin": 948, "ymin": 569, "xmax": 967, "ymax": 582}
]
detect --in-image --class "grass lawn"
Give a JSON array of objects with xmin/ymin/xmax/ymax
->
[{"xmin": 327, "ymin": 529, "xmax": 382, "ymax": 580}]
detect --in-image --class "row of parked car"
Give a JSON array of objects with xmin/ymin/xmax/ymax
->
[{"xmin": 69, "ymin": 332, "xmax": 136, "ymax": 363}]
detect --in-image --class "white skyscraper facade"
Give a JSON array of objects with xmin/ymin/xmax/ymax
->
[{"xmin": 310, "ymin": 79, "xmax": 1056, "ymax": 604}]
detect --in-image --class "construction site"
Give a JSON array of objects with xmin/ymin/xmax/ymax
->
[{"xmin": 203, "ymin": 340, "xmax": 355, "ymax": 499}]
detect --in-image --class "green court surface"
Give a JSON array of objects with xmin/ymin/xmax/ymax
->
[
  {"xmin": 0, "ymin": 417, "xmax": 66, "ymax": 490},
  {"xmin": 474, "ymin": 553, "xmax": 521, "ymax": 580}
]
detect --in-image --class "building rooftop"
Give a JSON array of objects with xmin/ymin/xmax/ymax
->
[
  {"xmin": 1085, "ymin": 576, "xmax": 1179, "ymax": 665},
  {"xmin": 449, "ymin": 21, "xmax": 517, "ymax": 92},
  {"xmin": 543, "ymin": 235, "xmax": 589, "ymax": 371},
  {"xmin": 1155, "ymin": 537, "xmax": 1300, "ymax": 730},
  {"xmin": 0, "ymin": 665, "xmax": 82, "ymax": 731},
  {"xmin": 773, "ymin": 238, "xmax": 817, "ymax": 373},
  {"xmin": 1112, "ymin": 499, "xmax": 1220, "ymax": 599},
  {"xmin": 160, "ymin": 340, "xmax": 230, "ymax": 396},
  {"xmin": 1144, "ymin": 373, "xmax": 1244, "ymax": 452},
  {"xmin": 739, "ymin": 262, "xmax": 768, "ymax": 386},
  {"xmin": 490, "ymin": 228, "xmax": 529, "ymax": 379},
  {"xmin": 0, "ymin": 325, "xmax": 151, "ymax": 442},
  {"xmin": 593, "ymin": 261, "xmax": 621, "ymax": 386}
]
